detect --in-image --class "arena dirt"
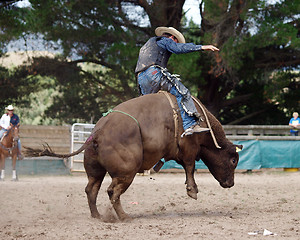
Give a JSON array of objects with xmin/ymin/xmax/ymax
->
[{"xmin": 0, "ymin": 169, "xmax": 299, "ymax": 239}]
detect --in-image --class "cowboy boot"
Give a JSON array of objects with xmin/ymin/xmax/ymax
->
[
  {"xmin": 181, "ymin": 124, "xmax": 209, "ymax": 137},
  {"xmin": 192, "ymin": 125, "xmax": 210, "ymax": 133}
]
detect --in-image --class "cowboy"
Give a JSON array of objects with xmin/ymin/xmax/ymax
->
[
  {"xmin": 135, "ymin": 26, "xmax": 219, "ymax": 137},
  {"xmin": 0, "ymin": 105, "xmax": 23, "ymax": 160}
]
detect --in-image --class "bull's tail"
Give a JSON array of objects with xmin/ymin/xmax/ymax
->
[{"xmin": 24, "ymin": 135, "xmax": 94, "ymax": 159}]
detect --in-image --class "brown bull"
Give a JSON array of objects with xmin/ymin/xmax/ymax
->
[{"xmin": 25, "ymin": 92, "xmax": 242, "ymax": 221}]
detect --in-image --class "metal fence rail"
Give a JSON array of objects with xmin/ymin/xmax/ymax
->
[
  {"xmin": 70, "ymin": 123, "xmax": 95, "ymax": 172},
  {"xmin": 68, "ymin": 124, "xmax": 299, "ymax": 172},
  {"xmin": 223, "ymin": 125, "xmax": 300, "ymax": 141}
]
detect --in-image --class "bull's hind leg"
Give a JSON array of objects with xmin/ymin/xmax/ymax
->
[
  {"xmin": 107, "ymin": 175, "xmax": 135, "ymax": 222},
  {"xmin": 85, "ymin": 176, "xmax": 102, "ymax": 218},
  {"xmin": 85, "ymin": 168, "xmax": 107, "ymax": 219}
]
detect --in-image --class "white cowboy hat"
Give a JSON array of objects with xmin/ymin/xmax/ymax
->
[
  {"xmin": 5, "ymin": 105, "xmax": 14, "ymax": 111},
  {"xmin": 155, "ymin": 26, "xmax": 186, "ymax": 44}
]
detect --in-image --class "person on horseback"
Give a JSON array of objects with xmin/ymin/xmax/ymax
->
[
  {"xmin": 135, "ymin": 26, "xmax": 219, "ymax": 137},
  {"xmin": 0, "ymin": 105, "xmax": 23, "ymax": 160}
]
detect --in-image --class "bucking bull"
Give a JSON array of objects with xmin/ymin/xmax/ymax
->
[{"xmin": 25, "ymin": 91, "xmax": 242, "ymax": 221}]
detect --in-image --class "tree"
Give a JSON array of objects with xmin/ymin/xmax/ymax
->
[
  {"xmin": 0, "ymin": 0, "xmax": 299, "ymax": 125},
  {"xmin": 1, "ymin": 0, "xmax": 141, "ymax": 123},
  {"xmin": 197, "ymin": 0, "xmax": 300, "ymax": 124},
  {"xmin": 0, "ymin": 1, "xmax": 43, "ymax": 109}
]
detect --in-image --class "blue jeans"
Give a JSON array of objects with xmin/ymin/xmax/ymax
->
[
  {"xmin": 290, "ymin": 131, "xmax": 298, "ymax": 136},
  {"xmin": 138, "ymin": 66, "xmax": 197, "ymax": 130},
  {"xmin": 169, "ymin": 86, "xmax": 197, "ymax": 130},
  {"xmin": 0, "ymin": 128, "xmax": 7, "ymax": 139},
  {"xmin": 138, "ymin": 66, "xmax": 164, "ymax": 94}
]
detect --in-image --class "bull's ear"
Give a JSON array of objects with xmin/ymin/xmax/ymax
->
[{"xmin": 235, "ymin": 144, "xmax": 243, "ymax": 152}]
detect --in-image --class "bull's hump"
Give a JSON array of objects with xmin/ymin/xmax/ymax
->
[{"xmin": 116, "ymin": 93, "xmax": 168, "ymax": 114}]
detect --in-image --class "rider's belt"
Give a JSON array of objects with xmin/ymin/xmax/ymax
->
[{"xmin": 136, "ymin": 65, "xmax": 161, "ymax": 78}]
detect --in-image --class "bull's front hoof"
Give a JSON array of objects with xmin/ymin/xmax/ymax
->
[
  {"xmin": 91, "ymin": 212, "xmax": 101, "ymax": 219},
  {"xmin": 186, "ymin": 186, "xmax": 198, "ymax": 200},
  {"xmin": 119, "ymin": 214, "xmax": 133, "ymax": 223}
]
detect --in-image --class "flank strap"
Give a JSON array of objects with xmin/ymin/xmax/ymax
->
[{"xmin": 103, "ymin": 109, "xmax": 140, "ymax": 128}]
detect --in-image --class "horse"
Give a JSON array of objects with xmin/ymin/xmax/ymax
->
[{"xmin": 0, "ymin": 124, "xmax": 20, "ymax": 181}]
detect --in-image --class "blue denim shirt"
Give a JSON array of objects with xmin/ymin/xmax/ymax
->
[
  {"xmin": 10, "ymin": 113, "xmax": 20, "ymax": 126},
  {"xmin": 156, "ymin": 37, "xmax": 202, "ymax": 54}
]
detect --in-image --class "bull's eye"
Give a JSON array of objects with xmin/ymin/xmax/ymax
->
[{"xmin": 232, "ymin": 158, "xmax": 236, "ymax": 164}]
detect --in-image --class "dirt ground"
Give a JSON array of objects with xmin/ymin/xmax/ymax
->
[{"xmin": 0, "ymin": 169, "xmax": 299, "ymax": 240}]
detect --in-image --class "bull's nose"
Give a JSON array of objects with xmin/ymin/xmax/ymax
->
[{"xmin": 220, "ymin": 181, "xmax": 234, "ymax": 188}]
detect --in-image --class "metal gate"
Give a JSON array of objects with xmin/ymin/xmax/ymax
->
[
  {"xmin": 69, "ymin": 122, "xmax": 150, "ymax": 175},
  {"xmin": 70, "ymin": 123, "xmax": 95, "ymax": 172}
]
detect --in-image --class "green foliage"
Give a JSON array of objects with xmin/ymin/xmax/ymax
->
[
  {"xmin": 195, "ymin": 0, "xmax": 300, "ymax": 124},
  {"xmin": 0, "ymin": 65, "xmax": 41, "ymax": 108},
  {"xmin": 18, "ymin": 87, "xmax": 63, "ymax": 125},
  {"xmin": 0, "ymin": 0, "xmax": 299, "ymax": 125}
]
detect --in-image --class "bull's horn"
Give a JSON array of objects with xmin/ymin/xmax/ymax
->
[{"xmin": 236, "ymin": 146, "xmax": 242, "ymax": 152}]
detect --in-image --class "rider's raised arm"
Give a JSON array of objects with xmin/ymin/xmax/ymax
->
[
  {"xmin": 157, "ymin": 37, "xmax": 202, "ymax": 54},
  {"xmin": 157, "ymin": 37, "xmax": 219, "ymax": 55}
]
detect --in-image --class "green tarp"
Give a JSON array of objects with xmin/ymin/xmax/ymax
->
[
  {"xmin": 5, "ymin": 158, "xmax": 70, "ymax": 175},
  {"xmin": 161, "ymin": 140, "xmax": 300, "ymax": 170}
]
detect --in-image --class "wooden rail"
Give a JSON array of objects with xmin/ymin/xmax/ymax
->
[
  {"xmin": 19, "ymin": 125, "xmax": 71, "ymax": 154},
  {"xmin": 18, "ymin": 125, "xmax": 299, "ymax": 156},
  {"xmin": 223, "ymin": 125, "xmax": 300, "ymax": 141}
]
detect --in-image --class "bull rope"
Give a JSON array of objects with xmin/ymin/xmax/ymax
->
[
  {"xmin": 191, "ymin": 96, "xmax": 221, "ymax": 149},
  {"xmin": 159, "ymin": 91, "xmax": 179, "ymax": 145},
  {"xmin": 160, "ymin": 91, "xmax": 221, "ymax": 149}
]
